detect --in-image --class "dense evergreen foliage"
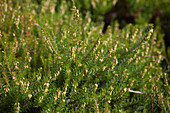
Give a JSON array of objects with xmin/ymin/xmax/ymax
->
[{"xmin": 0, "ymin": 0, "xmax": 169, "ymax": 112}]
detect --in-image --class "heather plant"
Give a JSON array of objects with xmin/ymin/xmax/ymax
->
[{"xmin": 0, "ymin": 0, "xmax": 169, "ymax": 112}]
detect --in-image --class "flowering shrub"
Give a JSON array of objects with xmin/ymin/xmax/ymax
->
[{"xmin": 0, "ymin": 0, "xmax": 169, "ymax": 112}]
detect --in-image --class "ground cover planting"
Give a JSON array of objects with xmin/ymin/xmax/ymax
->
[{"xmin": 0, "ymin": 0, "xmax": 169, "ymax": 112}]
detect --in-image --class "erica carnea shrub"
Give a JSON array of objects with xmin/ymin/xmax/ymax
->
[{"xmin": 0, "ymin": 0, "xmax": 169, "ymax": 112}]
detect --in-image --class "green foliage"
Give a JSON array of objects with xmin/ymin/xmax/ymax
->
[{"xmin": 0, "ymin": 0, "xmax": 169, "ymax": 112}]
